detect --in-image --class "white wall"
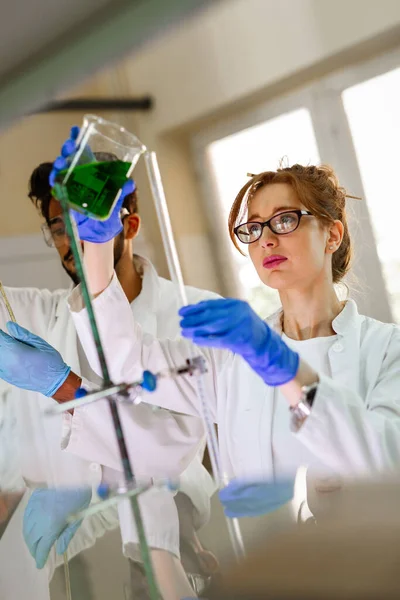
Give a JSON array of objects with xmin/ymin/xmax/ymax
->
[{"xmin": 122, "ymin": 0, "xmax": 400, "ymax": 133}]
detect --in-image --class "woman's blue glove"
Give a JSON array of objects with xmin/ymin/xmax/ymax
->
[
  {"xmin": 0, "ymin": 322, "xmax": 71, "ymax": 396},
  {"xmin": 23, "ymin": 487, "xmax": 92, "ymax": 569},
  {"xmin": 50, "ymin": 126, "xmax": 136, "ymax": 243},
  {"xmin": 179, "ymin": 298, "xmax": 299, "ymax": 386},
  {"xmin": 219, "ymin": 479, "xmax": 295, "ymax": 518}
]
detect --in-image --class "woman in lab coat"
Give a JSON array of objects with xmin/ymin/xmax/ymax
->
[{"xmin": 69, "ymin": 163, "xmax": 400, "ymax": 518}]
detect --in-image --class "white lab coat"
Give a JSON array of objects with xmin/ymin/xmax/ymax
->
[
  {"xmin": 0, "ymin": 388, "xmax": 51, "ymax": 600},
  {"xmin": 62, "ymin": 256, "xmax": 219, "ymax": 556},
  {"xmin": 0, "ymin": 256, "xmax": 217, "ymax": 597},
  {"xmin": 69, "ymin": 273, "xmax": 400, "ymax": 500},
  {"xmin": 0, "ymin": 286, "xmax": 120, "ymax": 598}
]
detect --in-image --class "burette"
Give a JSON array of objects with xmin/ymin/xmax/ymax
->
[{"xmin": 144, "ymin": 151, "xmax": 246, "ymax": 561}]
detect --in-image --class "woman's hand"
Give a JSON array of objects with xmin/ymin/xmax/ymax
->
[
  {"xmin": 179, "ymin": 298, "xmax": 299, "ymax": 386},
  {"xmin": 219, "ymin": 478, "xmax": 295, "ymax": 518}
]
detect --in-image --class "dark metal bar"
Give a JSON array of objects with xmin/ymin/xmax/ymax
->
[{"xmin": 38, "ymin": 97, "xmax": 153, "ymax": 113}]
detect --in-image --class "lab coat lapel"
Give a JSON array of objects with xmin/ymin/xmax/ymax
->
[
  {"xmin": 130, "ymin": 255, "xmax": 158, "ymax": 336},
  {"xmin": 328, "ymin": 300, "xmax": 362, "ymax": 395},
  {"xmin": 50, "ymin": 257, "xmax": 161, "ymax": 377},
  {"xmin": 50, "ymin": 291, "xmax": 81, "ymax": 376},
  {"xmin": 258, "ymin": 302, "xmax": 363, "ymax": 479},
  {"xmin": 256, "ymin": 309, "xmax": 284, "ymax": 479}
]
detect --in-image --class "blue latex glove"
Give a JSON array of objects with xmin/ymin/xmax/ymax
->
[
  {"xmin": 70, "ymin": 178, "xmax": 135, "ymax": 242},
  {"xmin": 49, "ymin": 125, "xmax": 81, "ymax": 187},
  {"xmin": 23, "ymin": 487, "xmax": 92, "ymax": 569},
  {"xmin": 179, "ymin": 298, "xmax": 299, "ymax": 386},
  {"xmin": 50, "ymin": 126, "xmax": 136, "ymax": 243},
  {"xmin": 0, "ymin": 322, "xmax": 71, "ymax": 396},
  {"xmin": 219, "ymin": 479, "xmax": 295, "ymax": 518}
]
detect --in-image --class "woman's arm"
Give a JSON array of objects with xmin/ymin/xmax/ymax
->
[{"xmin": 279, "ymin": 360, "xmax": 319, "ymax": 407}]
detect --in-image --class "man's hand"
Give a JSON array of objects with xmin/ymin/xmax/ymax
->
[
  {"xmin": 50, "ymin": 126, "xmax": 136, "ymax": 243},
  {"xmin": 0, "ymin": 322, "xmax": 71, "ymax": 396},
  {"xmin": 23, "ymin": 487, "xmax": 92, "ymax": 568}
]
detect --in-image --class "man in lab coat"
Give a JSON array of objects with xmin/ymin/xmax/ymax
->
[{"xmin": 0, "ymin": 161, "xmax": 218, "ymax": 599}]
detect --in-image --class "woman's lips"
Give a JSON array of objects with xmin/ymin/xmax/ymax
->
[{"xmin": 263, "ymin": 256, "xmax": 287, "ymax": 269}]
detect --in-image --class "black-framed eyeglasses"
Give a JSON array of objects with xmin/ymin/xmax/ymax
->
[
  {"xmin": 41, "ymin": 208, "xmax": 130, "ymax": 248},
  {"xmin": 234, "ymin": 210, "xmax": 313, "ymax": 244}
]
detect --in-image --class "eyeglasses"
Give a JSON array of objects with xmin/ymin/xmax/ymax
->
[
  {"xmin": 41, "ymin": 208, "xmax": 130, "ymax": 248},
  {"xmin": 234, "ymin": 210, "xmax": 313, "ymax": 244}
]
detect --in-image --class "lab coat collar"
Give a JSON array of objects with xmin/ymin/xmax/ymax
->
[
  {"xmin": 53, "ymin": 254, "xmax": 161, "ymax": 374},
  {"xmin": 55, "ymin": 254, "xmax": 159, "ymax": 320},
  {"xmin": 331, "ymin": 298, "xmax": 361, "ymax": 334},
  {"xmin": 266, "ymin": 298, "xmax": 363, "ymax": 396},
  {"xmin": 131, "ymin": 254, "xmax": 161, "ymax": 317},
  {"xmin": 55, "ymin": 285, "xmax": 74, "ymax": 320}
]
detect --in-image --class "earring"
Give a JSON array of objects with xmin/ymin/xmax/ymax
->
[{"xmin": 329, "ymin": 246, "xmax": 334, "ymax": 250}]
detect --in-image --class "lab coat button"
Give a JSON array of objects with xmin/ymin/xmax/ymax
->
[
  {"xmin": 332, "ymin": 342, "xmax": 343, "ymax": 352},
  {"xmin": 90, "ymin": 463, "xmax": 101, "ymax": 473}
]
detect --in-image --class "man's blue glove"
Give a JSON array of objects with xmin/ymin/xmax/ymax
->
[
  {"xmin": 49, "ymin": 125, "xmax": 81, "ymax": 187},
  {"xmin": 179, "ymin": 298, "xmax": 299, "ymax": 386},
  {"xmin": 50, "ymin": 126, "xmax": 136, "ymax": 243},
  {"xmin": 219, "ymin": 479, "xmax": 295, "ymax": 518},
  {"xmin": 70, "ymin": 178, "xmax": 135, "ymax": 243},
  {"xmin": 23, "ymin": 487, "xmax": 92, "ymax": 569},
  {"xmin": 0, "ymin": 322, "xmax": 71, "ymax": 396}
]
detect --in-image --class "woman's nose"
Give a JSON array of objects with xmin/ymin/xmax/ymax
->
[{"xmin": 259, "ymin": 227, "xmax": 278, "ymax": 248}]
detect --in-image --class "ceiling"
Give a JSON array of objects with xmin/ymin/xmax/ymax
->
[{"xmin": 0, "ymin": 0, "xmax": 216, "ymax": 130}]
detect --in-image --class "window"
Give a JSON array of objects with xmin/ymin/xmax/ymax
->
[
  {"xmin": 207, "ymin": 108, "xmax": 320, "ymax": 316},
  {"xmin": 195, "ymin": 48, "xmax": 400, "ymax": 323},
  {"xmin": 342, "ymin": 67, "xmax": 400, "ymax": 322}
]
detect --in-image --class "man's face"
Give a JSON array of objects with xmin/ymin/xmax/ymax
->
[{"xmin": 47, "ymin": 198, "xmax": 125, "ymax": 285}]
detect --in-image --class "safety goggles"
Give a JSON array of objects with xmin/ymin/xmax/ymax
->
[
  {"xmin": 234, "ymin": 210, "xmax": 313, "ymax": 244},
  {"xmin": 41, "ymin": 208, "xmax": 130, "ymax": 248}
]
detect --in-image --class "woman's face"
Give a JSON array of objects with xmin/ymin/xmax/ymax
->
[{"xmin": 247, "ymin": 183, "xmax": 336, "ymax": 291}]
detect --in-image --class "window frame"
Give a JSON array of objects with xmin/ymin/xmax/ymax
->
[{"xmin": 191, "ymin": 47, "xmax": 400, "ymax": 322}]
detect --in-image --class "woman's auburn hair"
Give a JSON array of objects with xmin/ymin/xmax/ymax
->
[{"xmin": 228, "ymin": 163, "xmax": 357, "ymax": 284}]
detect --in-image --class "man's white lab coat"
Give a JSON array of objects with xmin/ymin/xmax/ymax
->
[
  {"xmin": 0, "ymin": 256, "xmax": 217, "ymax": 598},
  {"xmin": 69, "ymin": 273, "xmax": 400, "ymax": 503}
]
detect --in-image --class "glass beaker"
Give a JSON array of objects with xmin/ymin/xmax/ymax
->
[{"xmin": 53, "ymin": 114, "xmax": 146, "ymax": 220}]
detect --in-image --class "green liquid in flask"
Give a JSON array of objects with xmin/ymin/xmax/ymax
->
[{"xmin": 53, "ymin": 160, "xmax": 132, "ymax": 220}]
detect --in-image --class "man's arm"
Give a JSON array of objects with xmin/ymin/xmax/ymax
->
[{"xmin": 52, "ymin": 371, "xmax": 82, "ymax": 404}]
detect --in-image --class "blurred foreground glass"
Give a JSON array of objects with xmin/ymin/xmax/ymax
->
[
  {"xmin": 342, "ymin": 67, "xmax": 400, "ymax": 323},
  {"xmin": 52, "ymin": 114, "xmax": 145, "ymax": 220}
]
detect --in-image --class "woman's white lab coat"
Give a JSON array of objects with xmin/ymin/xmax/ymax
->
[
  {"xmin": 0, "ymin": 256, "xmax": 217, "ymax": 596},
  {"xmin": 69, "ymin": 273, "xmax": 400, "ymax": 494}
]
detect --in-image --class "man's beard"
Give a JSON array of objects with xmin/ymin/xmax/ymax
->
[{"xmin": 62, "ymin": 231, "xmax": 125, "ymax": 287}]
